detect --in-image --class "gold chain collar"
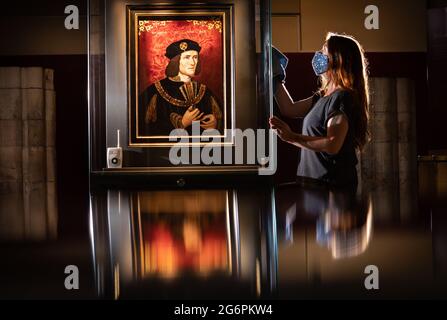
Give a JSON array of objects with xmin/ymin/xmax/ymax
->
[{"xmin": 154, "ymin": 80, "xmax": 206, "ymax": 108}]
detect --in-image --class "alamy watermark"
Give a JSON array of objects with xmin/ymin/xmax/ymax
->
[
  {"xmin": 364, "ymin": 265, "xmax": 379, "ymax": 290},
  {"xmin": 168, "ymin": 121, "xmax": 277, "ymax": 175},
  {"xmin": 364, "ymin": 5, "xmax": 380, "ymax": 30},
  {"xmin": 64, "ymin": 265, "xmax": 79, "ymax": 290},
  {"xmin": 64, "ymin": 5, "xmax": 79, "ymax": 30}
]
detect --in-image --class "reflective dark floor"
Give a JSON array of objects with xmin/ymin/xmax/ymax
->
[{"xmin": 1, "ymin": 177, "xmax": 446, "ymax": 299}]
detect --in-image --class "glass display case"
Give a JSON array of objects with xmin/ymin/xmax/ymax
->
[{"xmin": 88, "ymin": 0, "xmax": 274, "ymax": 185}]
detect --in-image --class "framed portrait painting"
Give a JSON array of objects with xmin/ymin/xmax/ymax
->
[{"xmin": 127, "ymin": 5, "xmax": 234, "ymax": 147}]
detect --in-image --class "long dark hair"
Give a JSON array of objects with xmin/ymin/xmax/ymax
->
[{"xmin": 320, "ymin": 32, "xmax": 370, "ymax": 151}]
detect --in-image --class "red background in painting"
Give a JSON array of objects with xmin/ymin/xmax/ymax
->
[{"xmin": 138, "ymin": 19, "xmax": 224, "ymax": 103}]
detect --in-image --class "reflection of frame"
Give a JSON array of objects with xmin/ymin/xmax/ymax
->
[
  {"xmin": 131, "ymin": 190, "xmax": 236, "ymax": 278},
  {"xmin": 127, "ymin": 5, "xmax": 234, "ymax": 147}
]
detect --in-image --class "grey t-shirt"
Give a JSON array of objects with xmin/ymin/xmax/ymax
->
[{"xmin": 297, "ymin": 89, "xmax": 358, "ymax": 187}]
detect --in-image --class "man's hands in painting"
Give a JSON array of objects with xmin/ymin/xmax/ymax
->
[
  {"xmin": 182, "ymin": 106, "xmax": 204, "ymax": 128},
  {"xmin": 200, "ymin": 114, "xmax": 217, "ymax": 130}
]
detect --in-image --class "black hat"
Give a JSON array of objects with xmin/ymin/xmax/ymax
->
[{"xmin": 165, "ymin": 39, "xmax": 201, "ymax": 59}]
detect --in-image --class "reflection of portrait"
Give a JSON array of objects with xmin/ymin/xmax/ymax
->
[
  {"xmin": 134, "ymin": 190, "xmax": 230, "ymax": 279},
  {"xmin": 139, "ymin": 39, "xmax": 223, "ymax": 137},
  {"xmin": 141, "ymin": 214, "xmax": 228, "ymax": 278}
]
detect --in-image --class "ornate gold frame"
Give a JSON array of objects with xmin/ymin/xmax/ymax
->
[{"xmin": 127, "ymin": 6, "xmax": 235, "ymax": 147}]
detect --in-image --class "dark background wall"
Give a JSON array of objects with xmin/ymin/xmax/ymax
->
[
  {"xmin": 427, "ymin": 2, "xmax": 447, "ymax": 152},
  {"xmin": 0, "ymin": 1, "xmax": 92, "ymax": 298},
  {"xmin": 1, "ymin": 1, "xmax": 88, "ymax": 238}
]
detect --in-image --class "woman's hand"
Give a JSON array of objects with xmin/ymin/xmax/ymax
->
[
  {"xmin": 269, "ymin": 116, "xmax": 296, "ymax": 143},
  {"xmin": 200, "ymin": 114, "xmax": 217, "ymax": 130},
  {"xmin": 182, "ymin": 106, "xmax": 204, "ymax": 128}
]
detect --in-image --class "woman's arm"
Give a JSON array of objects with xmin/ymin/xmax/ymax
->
[
  {"xmin": 270, "ymin": 114, "xmax": 349, "ymax": 155},
  {"xmin": 274, "ymin": 83, "xmax": 314, "ymax": 119}
]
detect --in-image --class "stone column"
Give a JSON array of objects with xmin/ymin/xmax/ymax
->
[
  {"xmin": 21, "ymin": 67, "xmax": 47, "ymax": 239},
  {"xmin": 0, "ymin": 66, "xmax": 57, "ymax": 240},
  {"xmin": 396, "ymin": 78, "xmax": 418, "ymax": 222},
  {"xmin": 45, "ymin": 69, "xmax": 58, "ymax": 239},
  {"xmin": 361, "ymin": 78, "xmax": 400, "ymax": 222},
  {"xmin": 360, "ymin": 77, "xmax": 418, "ymax": 223},
  {"xmin": 0, "ymin": 67, "xmax": 24, "ymax": 240}
]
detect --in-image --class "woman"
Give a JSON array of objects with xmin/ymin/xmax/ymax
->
[{"xmin": 270, "ymin": 32, "xmax": 370, "ymax": 189}]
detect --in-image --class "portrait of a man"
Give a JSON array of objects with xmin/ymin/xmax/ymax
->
[
  {"xmin": 138, "ymin": 39, "xmax": 223, "ymax": 137},
  {"xmin": 127, "ymin": 13, "xmax": 233, "ymax": 146}
]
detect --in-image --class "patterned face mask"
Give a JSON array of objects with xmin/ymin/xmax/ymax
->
[{"xmin": 312, "ymin": 51, "xmax": 329, "ymax": 75}]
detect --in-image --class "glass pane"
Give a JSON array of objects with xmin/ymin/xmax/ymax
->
[{"xmin": 88, "ymin": 0, "xmax": 273, "ymax": 173}]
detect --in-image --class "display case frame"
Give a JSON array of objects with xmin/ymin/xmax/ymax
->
[{"xmin": 88, "ymin": 0, "xmax": 274, "ymax": 182}]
